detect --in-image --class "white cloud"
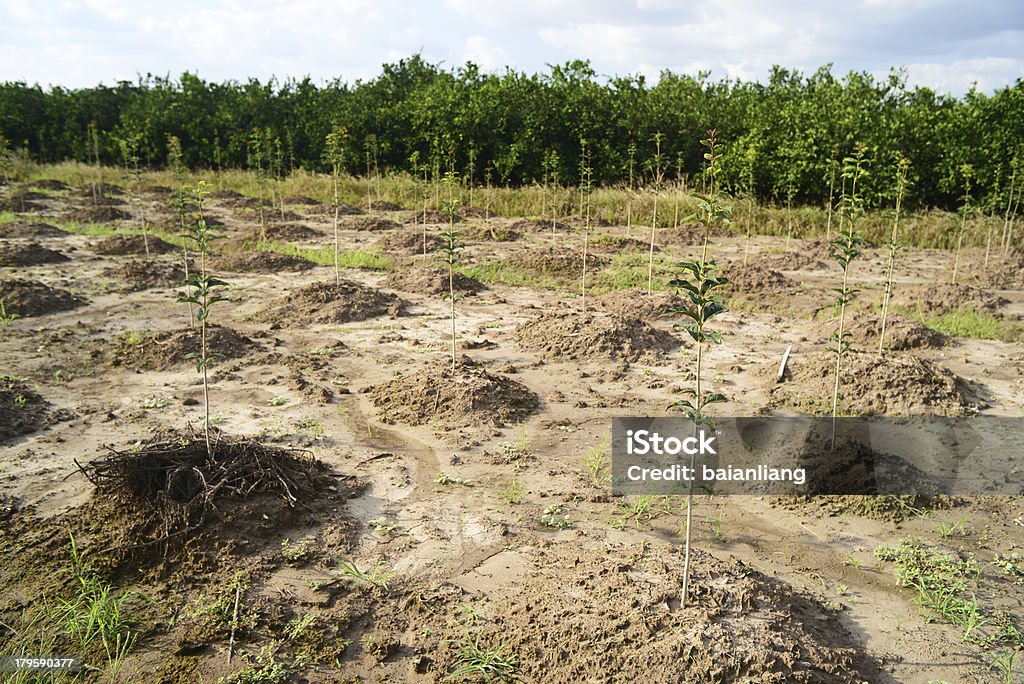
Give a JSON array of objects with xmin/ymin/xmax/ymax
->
[{"xmin": 0, "ymin": 0, "xmax": 1019, "ymax": 93}]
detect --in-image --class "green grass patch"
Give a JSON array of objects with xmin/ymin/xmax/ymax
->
[
  {"xmin": 461, "ymin": 260, "xmax": 561, "ymax": 290},
  {"xmin": 910, "ymin": 307, "xmax": 1020, "ymax": 342},
  {"xmin": 259, "ymin": 241, "xmax": 393, "ymax": 271}
]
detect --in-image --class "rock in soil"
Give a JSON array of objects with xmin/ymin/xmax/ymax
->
[
  {"xmin": 370, "ymin": 356, "xmax": 538, "ymax": 428},
  {"xmin": 0, "ymin": 279, "xmax": 86, "ymax": 317},
  {"xmin": 0, "ymin": 242, "xmax": 70, "ymax": 267},
  {"xmin": 258, "ymin": 280, "xmax": 403, "ymax": 326},
  {"xmin": 516, "ymin": 305, "xmax": 680, "ymax": 361}
]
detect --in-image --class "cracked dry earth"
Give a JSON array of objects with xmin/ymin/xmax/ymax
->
[{"xmin": 1, "ymin": 184, "xmax": 1023, "ymax": 683}]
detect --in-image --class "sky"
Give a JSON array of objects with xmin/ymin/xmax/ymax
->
[{"xmin": 0, "ymin": 0, "xmax": 1021, "ymax": 95}]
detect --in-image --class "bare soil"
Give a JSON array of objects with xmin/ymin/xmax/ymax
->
[
  {"xmin": 0, "ymin": 241, "xmax": 70, "ymax": 266},
  {"xmin": 92, "ymin": 234, "xmax": 176, "ymax": 256},
  {"xmin": 112, "ymin": 325, "xmax": 256, "ymax": 371},
  {"xmin": 515, "ymin": 305, "xmax": 679, "ymax": 361},
  {"xmin": 256, "ymin": 280, "xmax": 404, "ymax": 325},
  {"xmin": 0, "ymin": 279, "xmax": 86, "ymax": 317},
  {"xmin": 101, "ymin": 258, "xmax": 187, "ymax": 292},
  {"xmin": 374, "ymin": 229, "xmax": 441, "ymax": 256},
  {"xmin": 382, "ymin": 265, "xmax": 484, "ymax": 295},
  {"xmin": 0, "ymin": 376, "xmax": 74, "ymax": 442},
  {"xmin": 0, "ymin": 221, "xmax": 65, "ymax": 238},
  {"xmin": 211, "ymin": 250, "xmax": 316, "ymax": 273}
]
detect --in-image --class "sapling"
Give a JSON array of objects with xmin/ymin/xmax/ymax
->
[
  {"xmin": 665, "ymin": 129, "xmax": 731, "ymax": 608},
  {"xmin": 247, "ymin": 129, "xmax": 269, "ymax": 245},
  {"xmin": 829, "ymin": 145, "xmax": 868, "ymax": 451},
  {"xmin": 87, "ymin": 121, "xmax": 102, "ymax": 209},
  {"xmin": 167, "ymin": 135, "xmax": 194, "ymax": 327},
  {"xmin": 466, "ymin": 143, "xmax": 477, "ymax": 209},
  {"xmin": 579, "ymin": 145, "xmax": 594, "ymax": 314},
  {"xmin": 784, "ymin": 170, "xmax": 797, "ymax": 250},
  {"xmin": 951, "ymin": 164, "xmax": 973, "ymax": 285},
  {"xmin": 119, "ymin": 134, "xmax": 148, "ymax": 254},
  {"xmin": 984, "ymin": 162, "xmax": 1002, "ymax": 269},
  {"xmin": 878, "ymin": 154, "xmax": 912, "ymax": 357},
  {"xmin": 365, "ymin": 134, "xmax": 379, "ymax": 213},
  {"xmin": 178, "ymin": 181, "xmax": 229, "ymax": 457},
  {"xmin": 626, "ymin": 141, "xmax": 637, "ymax": 236},
  {"xmin": 324, "ymin": 126, "xmax": 349, "ymax": 285},
  {"xmin": 1000, "ymin": 153, "xmax": 1019, "ymax": 255},
  {"xmin": 647, "ymin": 132, "xmax": 666, "ymax": 294},
  {"xmin": 484, "ymin": 161, "xmax": 494, "ymax": 220},
  {"xmin": 438, "ymin": 152, "xmax": 464, "ymax": 374},
  {"xmin": 825, "ymin": 150, "xmax": 838, "ymax": 241},
  {"xmin": 742, "ymin": 148, "xmax": 756, "ymax": 266}
]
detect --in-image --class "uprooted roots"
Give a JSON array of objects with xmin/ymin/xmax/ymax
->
[{"xmin": 75, "ymin": 430, "xmax": 331, "ymax": 549}]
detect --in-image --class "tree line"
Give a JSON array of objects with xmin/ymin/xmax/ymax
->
[{"xmin": 0, "ymin": 55, "xmax": 1021, "ymax": 210}]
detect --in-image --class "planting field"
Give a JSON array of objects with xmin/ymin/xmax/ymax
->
[{"xmin": 2, "ymin": 169, "xmax": 1023, "ymax": 683}]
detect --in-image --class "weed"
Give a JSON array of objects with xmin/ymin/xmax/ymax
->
[
  {"xmin": 0, "ymin": 298, "xmax": 19, "ymax": 326},
  {"xmin": 217, "ymin": 644, "xmax": 290, "ymax": 684},
  {"xmin": 368, "ymin": 516, "xmax": 397, "ymax": 533},
  {"xmin": 989, "ymin": 650, "xmax": 1018, "ymax": 684},
  {"xmin": 437, "ymin": 473, "xmax": 469, "ymax": 486},
  {"xmin": 280, "ymin": 537, "xmax": 314, "ymax": 565},
  {"xmin": 141, "ymin": 396, "xmax": 170, "ymax": 410},
  {"xmin": 583, "ymin": 433, "xmax": 611, "ymax": 487},
  {"xmin": 539, "ymin": 505, "xmax": 573, "ymax": 529},
  {"xmin": 445, "ymin": 629, "xmax": 518, "ymax": 683},
  {"xmin": 936, "ymin": 515, "xmax": 969, "ymax": 539},
  {"xmin": 707, "ymin": 510, "xmax": 727, "ymax": 541},
  {"xmin": 843, "ymin": 555, "xmax": 864, "ymax": 570},
  {"xmin": 498, "ymin": 479, "xmax": 525, "ymax": 504},
  {"xmin": 267, "ymin": 396, "xmax": 288, "ymax": 407},
  {"xmin": 613, "ymin": 495, "xmax": 670, "ymax": 529},
  {"xmin": 334, "ymin": 559, "xmax": 395, "ymax": 591},
  {"xmin": 835, "ymin": 583, "xmax": 849, "ymax": 597}
]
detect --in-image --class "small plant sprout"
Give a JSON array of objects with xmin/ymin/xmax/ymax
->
[
  {"xmin": 583, "ymin": 432, "xmax": 611, "ymax": 487},
  {"xmin": 334, "ymin": 559, "xmax": 395, "ymax": 591},
  {"xmin": 951, "ymin": 163, "xmax": 972, "ymax": 285},
  {"xmin": 544, "ymin": 147, "xmax": 561, "ymax": 234},
  {"xmin": 0, "ymin": 298, "xmax": 19, "ymax": 326},
  {"xmin": 878, "ymin": 153, "xmax": 912, "ymax": 357},
  {"xmin": 168, "ymin": 135, "xmax": 195, "ymax": 327},
  {"xmin": 647, "ymin": 131, "xmax": 667, "ymax": 294},
  {"xmin": 178, "ymin": 180, "xmax": 229, "ymax": 457},
  {"xmin": 438, "ymin": 148, "xmax": 464, "ymax": 374},
  {"xmin": 579, "ymin": 142, "xmax": 594, "ymax": 312},
  {"xmin": 829, "ymin": 144, "xmax": 869, "ymax": 450},
  {"xmin": 324, "ymin": 125, "xmax": 349, "ymax": 285},
  {"xmin": 665, "ymin": 129, "xmax": 731, "ymax": 608}
]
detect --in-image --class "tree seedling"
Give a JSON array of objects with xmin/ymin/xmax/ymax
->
[
  {"xmin": 438, "ymin": 148, "xmax": 464, "ymax": 374},
  {"xmin": 951, "ymin": 163, "xmax": 972, "ymax": 285},
  {"xmin": 178, "ymin": 180, "xmax": 229, "ymax": 457},
  {"xmin": 579, "ymin": 142, "xmax": 594, "ymax": 313},
  {"xmin": 878, "ymin": 153, "xmax": 911, "ymax": 357},
  {"xmin": 665, "ymin": 129, "xmax": 731, "ymax": 607},
  {"xmin": 647, "ymin": 132, "xmax": 666, "ymax": 294},
  {"xmin": 324, "ymin": 126, "xmax": 349, "ymax": 285},
  {"xmin": 829, "ymin": 144, "xmax": 868, "ymax": 450}
]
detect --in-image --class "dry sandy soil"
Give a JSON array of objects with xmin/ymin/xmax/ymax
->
[{"xmin": 1, "ymin": 181, "xmax": 1023, "ymax": 683}]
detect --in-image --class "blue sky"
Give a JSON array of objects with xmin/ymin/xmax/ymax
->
[{"xmin": 1, "ymin": 0, "xmax": 1021, "ymax": 94}]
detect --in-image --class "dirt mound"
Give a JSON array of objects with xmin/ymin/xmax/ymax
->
[
  {"xmin": 464, "ymin": 223, "xmax": 521, "ymax": 241},
  {"xmin": 0, "ymin": 279, "xmax": 86, "ymax": 317},
  {"xmin": 74, "ymin": 183, "xmax": 124, "ymax": 197},
  {"xmin": 375, "ymin": 230, "xmax": 442, "ymax": 256},
  {"xmin": 591, "ymin": 233, "xmax": 654, "ymax": 253},
  {"xmin": 370, "ymin": 356, "xmax": 538, "ymax": 428},
  {"xmin": 564, "ymin": 214, "xmax": 611, "ymax": 228},
  {"xmin": 211, "ymin": 250, "xmax": 315, "ymax": 273},
  {"xmin": 725, "ymin": 263, "xmax": 799, "ymax": 293},
  {"xmin": 30, "ymin": 179, "xmax": 69, "ymax": 191},
  {"xmin": 509, "ymin": 218, "xmax": 566, "ymax": 233},
  {"xmin": 762, "ymin": 239, "xmax": 834, "ymax": 271},
  {"xmin": 345, "ymin": 216, "xmax": 402, "ymax": 231},
  {"xmin": 64, "ymin": 204, "xmax": 131, "ymax": 223},
  {"xmin": 140, "ymin": 184, "xmax": 173, "ymax": 197},
  {"xmin": 282, "ymin": 195, "xmax": 321, "ymax": 206},
  {"xmin": 1, "ymin": 376, "xmax": 74, "ymax": 442},
  {"xmin": 511, "ymin": 247, "xmax": 607, "ymax": 277},
  {"xmin": 305, "ymin": 202, "xmax": 364, "ymax": 216},
  {"xmin": 892, "ymin": 283, "xmax": 1008, "ymax": 314},
  {"xmin": 516, "ymin": 306, "xmax": 679, "ymax": 361},
  {"xmin": 962, "ymin": 248, "xmax": 1024, "ymax": 288},
  {"xmin": 595, "ymin": 288, "xmax": 686, "ymax": 321},
  {"xmin": 0, "ymin": 242, "xmax": 70, "ymax": 267},
  {"xmin": 102, "ymin": 258, "xmax": 187, "ymax": 292},
  {"xmin": 382, "ymin": 265, "xmax": 484, "ymax": 295},
  {"xmin": 216, "ymin": 194, "xmax": 262, "ymax": 209},
  {"xmin": 0, "ymin": 193, "xmax": 45, "ymax": 212},
  {"xmin": 657, "ymin": 223, "xmax": 731, "ymax": 247},
  {"xmin": 112, "ymin": 325, "xmax": 255, "ymax": 371},
  {"xmin": 369, "ymin": 200, "xmax": 402, "ymax": 211},
  {"xmin": 208, "ymin": 189, "xmax": 247, "ymax": 200},
  {"xmin": 766, "ymin": 351, "xmax": 968, "ymax": 416},
  {"xmin": 410, "ymin": 542, "xmax": 885, "ymax": 683},
  {"xmin": 812, "ymin": 311, "xmax": 947, "ymax": 351},
  {"xmin": 92, "ymin": 234, "xmax": 176, "ymax": 255},
  {"xmin": 259, "ymin": 280, "xmax": 403, "ymax": 326},
  {"xmin": 0, "ymin": 221, "xmax": 65, "ymax": 238},
  {"xmin": 261, "ymin": 223, "xmax": 322, "ymax": 241},
  {"xmin": 403, "ymin": 209, "xmax": 462, "ymax": 224},
  {"xmin": 77, "ymin": 432, "xmax": 332, "ymax": 550}
]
